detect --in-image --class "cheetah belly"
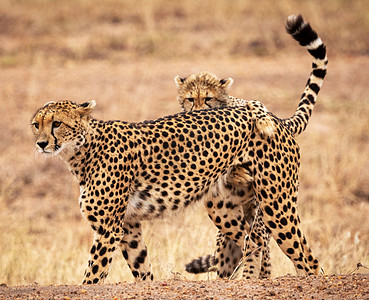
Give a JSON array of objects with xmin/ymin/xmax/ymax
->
[
  {"xmin": 124, "ymin": 170, "xmax": 253, "ymax": 222},
  {"xmin": 124, "ymin": 176, "xmax": 225, "ymax": 221}
]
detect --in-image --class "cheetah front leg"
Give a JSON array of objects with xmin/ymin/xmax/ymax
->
[
  {"xmin": 83, "ymin": 231, "xmax": 120, "ymax": 284},
  {"xmin": 213, "ymin": 231, "xmax": 243, "ymax": 278},
  {"xmin": 243, "ymin": 209, "xmax": 272, "ymax": 279},
  {"xmin": 120, "ymin": 221, "xmax": 153, "ymax": 281}
]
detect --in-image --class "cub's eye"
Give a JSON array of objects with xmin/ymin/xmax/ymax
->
[
  {"xmin": 186, "ymin": 98, "xmax": 194, "ymax": 103},
  {"xmin": 205, "ymin": 97, "xmax": 213, "ymax": 102},
  {"xmin": 32, "ymin": 122, "xmax": 39, "ymax": 130},
  {"xmin": 52, "ymin": 121, "xmax": 61, "ymax": 128}
]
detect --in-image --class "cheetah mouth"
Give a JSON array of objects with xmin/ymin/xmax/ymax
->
[
  {"xmin": 37, "ymin": 148, "xmax": 54, "ymax": 156},
  {"xmin": 36, "ymin": 144, "xmax": 63, "ymax": 156}
]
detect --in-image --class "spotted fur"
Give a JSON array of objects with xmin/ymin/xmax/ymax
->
[
  {"xmin": 177, "ymin": 14, "xmax": 327, "ymax": 279},
  {"xmin": 31, "ymin": 97, "xmax": 320, "ymax": 284}
]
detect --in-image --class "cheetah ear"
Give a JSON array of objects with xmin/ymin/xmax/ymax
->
[
  {"xmin": 77, "ymin": 100, "xmax": 96, "ymax": 116},
  {"xmin": 42, "ymin": 101, "xmax": 56, "ymax": 108},
  {"xmin": 219, "ymin": 77, "xmax": 234, "ymax": 90},
  {"xmin": 174, "ymin": 75, "xmax": 186, "ymax": 87}
]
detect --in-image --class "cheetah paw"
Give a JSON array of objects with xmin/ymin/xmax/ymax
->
[{"xmin": 254, "ymin": 116, "xmax": 275, "ymax": 139}]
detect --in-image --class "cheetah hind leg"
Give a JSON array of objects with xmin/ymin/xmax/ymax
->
[
  {"xmin": 241, "ymin": 209, "xmax": 272, "ymax": 279},
  {"xmin": 213, "ymin": 231, "xmax": 243, "ymax": 278},
  {"xmin": 247, "ymin": 100, "xmax": 275, "ymax": 139},
  {"xmin": 185, "ymin": 231, "xmax": 243, "ymax": 278}
]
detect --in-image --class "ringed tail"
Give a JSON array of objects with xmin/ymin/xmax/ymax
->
[{"xmin": 285, "ymin": 14, "xmax": 328, "ymax": 136}]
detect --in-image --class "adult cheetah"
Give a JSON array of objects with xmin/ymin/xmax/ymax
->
[
  {"xmin": 31, "ymin": 95, "xmax": 320, "ymax": 284},
  {"xmin": 175, "ymin": 14, "xmax": 327, "ymax": 279}
]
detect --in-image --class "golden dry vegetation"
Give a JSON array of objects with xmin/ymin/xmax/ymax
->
[{"xmin": 0, "ymin": 0, "xmax": 368, "ymax": 286}]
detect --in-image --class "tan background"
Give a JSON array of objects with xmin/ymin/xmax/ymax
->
[{"xmin": 0, "ymin": 0, "xmax": 368, "ymax": 285}]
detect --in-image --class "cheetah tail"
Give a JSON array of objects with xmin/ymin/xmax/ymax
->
[
  {"xmin": 185, "ymin": 254, "xmax": 216, "ymax": 274},
  {"xmin": 284, "ymin": 14, "xmax": 328, "ymax": 136}
]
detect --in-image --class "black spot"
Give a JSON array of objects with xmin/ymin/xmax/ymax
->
[
  {"xmin": 129, "ymin": 240, "xmax": 138, "ymax": 249},
  {"xmin": 268, "ymin": 221, "xmax": 277, "ymax": 229},
  {"xmin": 291, "ymin": 226, "xmax": 296, "ymax": 234},
  {"xmin": 132, "ymin": 270, "xmax": 139, "ymax": 278},
  {"xmin": 264, "ymin": 205, "xmax": 273, "ymax": 216},
  {"xmin": 137, "ymin": 250, "xmax": 147, "ymax": 264},
  {"xmin": 99, "ymin": 247, "xmax": 107, "ymax": 256},
  {"xmin": 88, "ymin": 215, "xmax": 97, "ymax": 222},
  {"xmin": 225, "ymin": 202, "xmax": 234, "ymax": 209},
  {"xmin": 101, "ymin": 257, "xmax": 108, "ymax": 267},
  {"xmin": 260, "ymin": 189, "xmax": 268, "ymax": 199},
  {"xmin": 287, "ymin": 248, "xmax": 294, "ymax": 255},
  {"xmin": 278, "ymin": 233, "xmax": 286, "ymax": 240},
  {"xmin": 92, "ymin": 265, "xmax": 99, "ymax": 274}
]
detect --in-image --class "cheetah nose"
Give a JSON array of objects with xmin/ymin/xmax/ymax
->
[{"xmin": 37, "ymin": 141, "xmax": 49, "ymax": 149}]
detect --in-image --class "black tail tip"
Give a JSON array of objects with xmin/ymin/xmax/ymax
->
[
  {"xmin": 185, "ymin": 262, "xmax": 200, "ymax": 274},
  {"xmin": 285, "ymin": 14, "xmax": 305, "ymax": 34}
]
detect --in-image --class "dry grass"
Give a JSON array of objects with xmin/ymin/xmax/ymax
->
[{"xmin": 0, "ymin": 0, "xmax": 368, "ymax": 286}]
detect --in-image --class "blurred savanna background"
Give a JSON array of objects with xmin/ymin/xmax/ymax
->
[{"xmin": 0, "ymin": 0, "xmax": 368, "ymax": 286}]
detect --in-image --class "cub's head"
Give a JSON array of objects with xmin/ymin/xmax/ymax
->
[
  {"xmin": 31, "ymin": 100, "xmax": 96, "ymax": 157},
  {"xmin": 174, "ymin": 71, "xmax": 233, "ymax": 112}
]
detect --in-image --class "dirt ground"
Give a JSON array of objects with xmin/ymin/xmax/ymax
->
[{"xmin": 1, "ymin": 274, "xmax": 368, "ymax": 299}]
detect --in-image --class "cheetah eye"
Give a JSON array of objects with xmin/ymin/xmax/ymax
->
[
  {"xmin": 52, "ymin": 121, "xmax": 61, "ymax": 128},
  {"xmin": 32, "ymin": 122, "xmax": 39, "ymax": 130},
  {"xmin": 186, "ymin": 98, "xmax": 194, "ymax": 103},
  {"xmin": 205, "ymin": 97, "xmax": 213, "ymax": 102}
]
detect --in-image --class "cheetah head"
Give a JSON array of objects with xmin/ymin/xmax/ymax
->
[
  {"xmin": 174, "ymin": 71, "xmax": 233, "ymax": 112},
  {"xmin": 31, "ymin": 100, "xmax": 96, "ymax": 157}
]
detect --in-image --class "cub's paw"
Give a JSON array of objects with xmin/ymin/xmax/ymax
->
[
  {"xmin": 254, "ymin": 115, "xmax": 275, "ymax": 139},
  {"xmin": 247, "ymin": 100, "xmax": 275, "ymax": 139}
]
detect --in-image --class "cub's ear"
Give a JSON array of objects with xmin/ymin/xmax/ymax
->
[
  {"xmin": 42, "ymin": 101, "xmax": 56, "ymax": 108},
  {"xmin": 219, "ymin": 77, "xmax": 234, "ymax": 90},
  {"xmin": 174, "ymin": 76, "xmax": 186, "ymax": 87},
  {"xmin": 77, "ymin": 100, "xmax": 96, "ymax": 116}
]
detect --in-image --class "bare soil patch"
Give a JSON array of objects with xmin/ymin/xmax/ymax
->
[{"xmin": 1, "ymin": 274, "xmax": 367, "ymax": 299}]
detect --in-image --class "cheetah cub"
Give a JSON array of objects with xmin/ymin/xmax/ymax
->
[{"xmin": 175, "ymin": 72, "xmax": 275, "ymax": 138}]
